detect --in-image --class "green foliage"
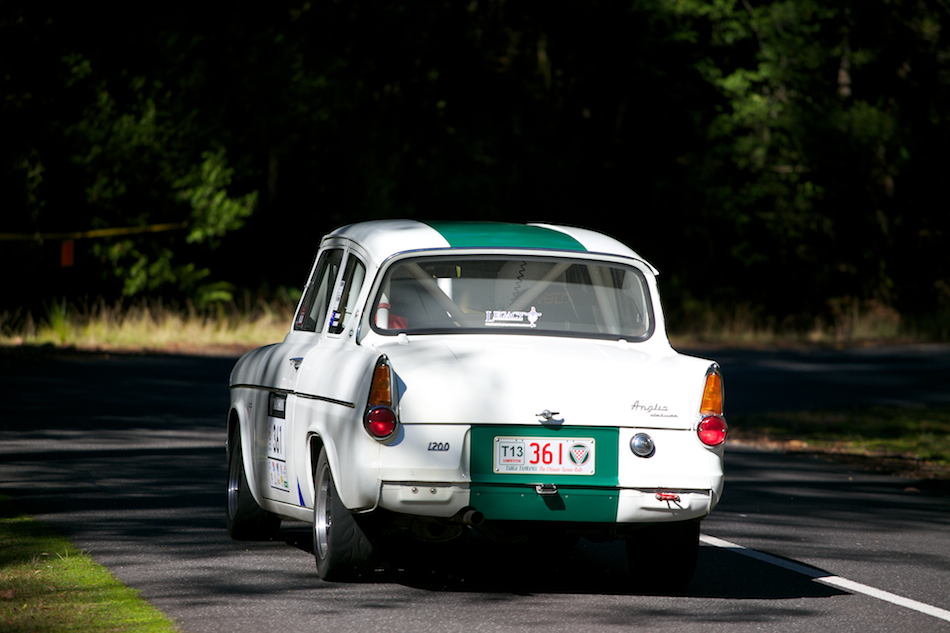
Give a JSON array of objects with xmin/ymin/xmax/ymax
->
[
  {"xmin": 61, "ymin": 66, "xmax": 257, "ymax": 299},
  {"xmin": 43, "ymin": 298, "xmax": 70, "ymax": 345},
  {"xmin": 175, "ymin": 149, "xmax": 257, "ymax": 247},
  {"xmin": 1, "ymin": 1, "xmax": 949, "ymax": 326},
  {"xmin": 663, "ymin": 0, "xmax": 949, "ymax": 319}
]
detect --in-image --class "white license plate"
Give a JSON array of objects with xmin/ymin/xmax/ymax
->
[{"xmin": 493, "ymin": 437, "xmax": 595, "ymax": 475}]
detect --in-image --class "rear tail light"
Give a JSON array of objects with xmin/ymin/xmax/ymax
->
[
  {"xmin": 366, "ymin": 406, "xmax": 397, "ymax": 439},
  {"xmin": 698, "ymin": 365, "xmax": 727, "ymax": 446},
  {"xmin": 365, "ymin": 357, "xmax": 398, "ymax": 441},
  {"xmin": 698, "ymin": 415, "xmax": 728, "ymax": 446}
]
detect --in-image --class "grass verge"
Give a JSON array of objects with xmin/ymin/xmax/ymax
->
[
  {"xmin": 0, "ymin": 297, "xmax": 294, "ymax": 355},
  {"xmin": 730, "ymin": 405, "xmax": 950, "ymax": 484},
  {"xmin": 0, "ymin": 496, "xmax": 179, "ymax": 633},
  {"xmin": 3, "ymin": 295, "xmax": 948, "ymax": 354},
  {"xmin": 668, "ymin": 299, "xmax": 950, "ymax": 346}
]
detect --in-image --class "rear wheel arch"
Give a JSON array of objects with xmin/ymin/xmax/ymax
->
[
  {"xmin": 309, "ymin": 435, "xmax": 325, "ymax": 480},
  {"xmin": 312, "ymin": 445, "xmax": 375, "ymax": 580},
  {"xmin": 227, "ymin": 407, "xmax": 240, "ymax": 456},
  {"xmin": 226, "ymin": 414, "xmax": 280, "ymax": 540},
  {"xmin": 227, "ymin": 405, "xmax": 258, "ymax": 504},
  {"xmin": 305, "ymin": 433, "xmax": 326, "ymax": 511}
]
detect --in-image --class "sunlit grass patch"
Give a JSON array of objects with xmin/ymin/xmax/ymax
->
[
  {"xmin": 668, "ymin": 298, "xmax": 948, "ymax": 346},
  {"xmin": 730, "ymin": 405, "xmax": 950, "ymax": 478},
  {"xmin": 0, "ymin": 496, "xmax": 179, "ymax": 633},
  {"xmin": 0, "ymin": 295, "xmax": 295, "ymax": 354},
  {"xmin": 3, "ymin": 293, "xmax": 948, "ymax": 353}
]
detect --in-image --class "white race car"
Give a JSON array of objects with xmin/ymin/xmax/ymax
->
[{"xmin": 226, "ymin": 220, "xmax": 726, "ymax": 589}]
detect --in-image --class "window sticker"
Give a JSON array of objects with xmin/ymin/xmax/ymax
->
[
  {"xmin": 484, "ymin": 306, "xmax": 542, "ymax": 328},
  {"xmin": 328, "ymin": 278, "xmax": 346, "ymax": 329}
]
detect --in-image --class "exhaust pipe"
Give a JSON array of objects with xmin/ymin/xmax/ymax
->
[{"xmin": 451, "ymin": 507, "xmax": 485, "ymax": 526}]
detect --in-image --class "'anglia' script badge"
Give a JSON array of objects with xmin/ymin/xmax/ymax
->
[{"xmin": 630, "ymin": 400, "xmax": 679, "ymax": 419}]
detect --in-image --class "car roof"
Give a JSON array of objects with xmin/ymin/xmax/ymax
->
[{"xmin": 325, "ymin": 220, "xmax": 658, "ymax": 273}]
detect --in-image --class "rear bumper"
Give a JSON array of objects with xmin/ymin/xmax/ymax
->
[{"xmin": 377, "ymin": 481, "xmax": 714, "ymax": 523}]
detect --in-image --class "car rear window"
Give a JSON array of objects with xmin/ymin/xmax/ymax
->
[{"xmin": 370, "ymin": 255, "xmax": 653, "ymax": 340}]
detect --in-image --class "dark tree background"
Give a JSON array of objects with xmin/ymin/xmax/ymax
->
[{"xmin": 3, "ymin": 1, "xmax": 949, "ymax": 332}]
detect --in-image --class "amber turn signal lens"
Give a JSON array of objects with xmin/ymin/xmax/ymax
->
[
  {"xmin": 700, "ymin": 370, "xmax": 723, "ymax": 415},
  {"xmin": 369, "ymin": 359, "xmax": 393, "ymax": 407},
  {"xmin": 698, "ymin": 415, "xmax": 728, "ymax": 446}
]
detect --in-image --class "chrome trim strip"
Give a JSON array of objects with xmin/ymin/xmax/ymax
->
[
  {"xmin": 229, "ymin": 384, "xmax": 292, "ymax": 394},
  {"xmin": 228, "ymin": 384, "xmax": 355, "ymax": 409},
  {"xmin": 296, "ymin": 392, "xmax": 356, "ymax": 409}
]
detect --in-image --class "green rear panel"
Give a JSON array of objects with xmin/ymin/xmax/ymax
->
[
  {"xmin": 470, "ymin": 425, "xmax": 619, "ymax": 522},
  {"xmin": 425, "ymin": 221, "xmax": 586, "ymax": 251}
]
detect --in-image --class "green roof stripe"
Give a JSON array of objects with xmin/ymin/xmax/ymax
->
[{"xmin": 424, "ymin": 221, "xmax": 586, "ymax": 251}]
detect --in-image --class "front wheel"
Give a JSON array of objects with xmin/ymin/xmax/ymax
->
[
  {"xmin": 625, "ymin": 520, "xmax": 700, "ymax": 592},
  {"xmin": 226, "ymin": 429, "xmax": 279, "ymax": 540},
  {"xmin": 313, "ymin": 448, "xmax": 375, "ymax": 580}
]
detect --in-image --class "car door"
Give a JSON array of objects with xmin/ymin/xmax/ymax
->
[
  {"xmin": 281, "ymin": 246, "xmax": 371, "ymax": 510},
  {"xmin": 258, "ymin": 246, "xmax": 345, "ymax": 506}
]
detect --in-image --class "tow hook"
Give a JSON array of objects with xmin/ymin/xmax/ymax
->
[{"xmin": 536, "ymin": 484, "xmax": 558, "ymax": 496}]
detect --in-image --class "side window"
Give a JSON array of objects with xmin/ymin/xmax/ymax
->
[
  {"xmin": 328, "ymin": 255, "xmax": 366, "ymax": 335},
  {"xmin": 294, "ymin": 249, "xmax": 344, "ymax": 332}
]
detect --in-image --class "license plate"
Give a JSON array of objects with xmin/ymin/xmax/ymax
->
[{"xmin": 493, "ymin": 437, "xmax": 595, "ymax": 475}]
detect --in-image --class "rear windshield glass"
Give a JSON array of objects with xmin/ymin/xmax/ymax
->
[{"xmin": 370, "ymin": 255, "xmax": 653, "ymax": 340}]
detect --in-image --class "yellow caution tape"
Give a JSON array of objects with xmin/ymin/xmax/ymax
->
[{"xmin": 0, "ymin": 221, "xmax": 189, "ymax": 242}]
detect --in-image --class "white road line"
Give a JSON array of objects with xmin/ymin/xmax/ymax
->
[{"xmin": 700, "ymin": 534, "xmax": 950, "ymax": 623}]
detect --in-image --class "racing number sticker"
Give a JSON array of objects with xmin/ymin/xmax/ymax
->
[{"xmin": 267, "ymin": 418, "xmax": 289, "ymax": 492}]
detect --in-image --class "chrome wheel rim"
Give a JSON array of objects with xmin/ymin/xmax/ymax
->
[{"xmin": 314, "ymin": 462, "xmax": 331, "ymax": 560}]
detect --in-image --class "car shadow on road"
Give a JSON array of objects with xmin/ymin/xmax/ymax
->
[{"xmin": 281, "ymin": 525, "xmax": 844, "ymax": 600}]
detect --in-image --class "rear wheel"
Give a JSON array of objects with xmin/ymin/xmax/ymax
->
[
  {"xmin": 313, "ymin": 447, "xmax": 375, "ymax": 580},
  {"xmin": 226, "ymin": 429, "xmax": 279, "ymax": 540},
  {"xmin": 625, "ymin": 520, "xmax": 700, "ymax": 592}
]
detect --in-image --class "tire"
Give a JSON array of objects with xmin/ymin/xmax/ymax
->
[
  {"xmin": 313, "ymin": 447, "xmax": 375, "ymax": 580},
  {"xmin": 226, "ymin": 429, "xmax": 280, "ymax": 540},
  {"xmin": 625, "ymin": 520, "xmax": 700, "ymax": 592}
]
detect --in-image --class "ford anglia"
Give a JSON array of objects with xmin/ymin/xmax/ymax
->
[{"xmin": 226, "ymin": 220, "xmax": 727, "ymax": 589}]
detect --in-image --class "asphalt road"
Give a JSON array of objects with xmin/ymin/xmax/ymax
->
[{"xmin": 0, "ymin": 345, "xmax": 948, "ymax": 632}]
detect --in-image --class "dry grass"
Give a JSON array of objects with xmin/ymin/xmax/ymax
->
[
  {"xmin": 0, "ymin": 297, "xmax": 294, "ymax": 355},
  {"xmin": 2, "ymin": 294, "xmax": 945, "ymax": 354},
  {"xmin": 668, "ymin": 298, "xmax": 943, "ymax": 347}
]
